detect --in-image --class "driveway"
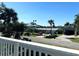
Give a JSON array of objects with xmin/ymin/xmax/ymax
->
[{"xmin": 22, "ymin": 35, "xmax": 79, "ymax": 50}]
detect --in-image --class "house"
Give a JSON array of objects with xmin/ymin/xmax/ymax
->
[
  {"xmin": 27, "ymin": 23, "xmax": 59, "ymax": 34},
  {"xmin": 36, "ymin": 27, "xmax": 59, "ymax": 34}
]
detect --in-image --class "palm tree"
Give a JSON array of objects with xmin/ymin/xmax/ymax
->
[
  {"xmin": 74, "ymin": 14, "xmax": 79, "ymax": 36},
  {"xmin": 30, "ymin": 20, "xmax": 37, "ymax": 33},
  {"xmin": 48, "ymin": 19, "xmax": 55, "ymax": 35},
  {"xmin": 31, "ymin": 20, "xmax": 37, "ymax": 26}
]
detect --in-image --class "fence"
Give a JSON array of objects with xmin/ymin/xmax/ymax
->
[{"xmin": 0, "ymin": 36, "xmax": 79, "ymax": 56}]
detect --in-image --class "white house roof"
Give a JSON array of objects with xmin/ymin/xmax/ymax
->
[{"xmin": 36, "ymin": 28, "xmax": 59, "ymax": 31}]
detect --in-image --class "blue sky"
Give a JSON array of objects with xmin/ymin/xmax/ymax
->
[{"xmin": 3, "ymin": 2, "xmax": 79, "ymax": 26}]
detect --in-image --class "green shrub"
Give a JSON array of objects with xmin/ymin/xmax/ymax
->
[
  {"xmin": 45, "ymin": 34, "xmax": 58, "ymax": 39},
  {"xmin": 56, "ymin": 29, "xmax": 64, "ymax": 34},
  {"xmin": 2, "ymin": 33, "xmax": 11, "ymax": 37}
]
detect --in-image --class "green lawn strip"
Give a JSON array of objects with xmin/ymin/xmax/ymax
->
[{"xmin": 69, "ymin": 38, "xmax": 79, "ymax": 43}]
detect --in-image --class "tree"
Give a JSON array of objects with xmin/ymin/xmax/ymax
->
[
  {"xmin": 64, "ymin": 22, "xmax": 70, "ymax": 26},
  {"xmin": 48, "ymin": 19, "xmax": 55, "ymax": 35},
  {"xmin": 0, "ymin": 3, "xmax": 18, "ymax": 36},
  {"xmin": 30, "ymin": 20, "xmax": 37, "ymax": 33},
  {"xmin": 13, "ymin": 22, "xmax": 26, "ymax": 39},
  {"xmin": 0, "ymin": 3, "xmax": 18, "ymax": 37},
  {"xmin": 74, "ymin": 14, "xmax": 79, "ymax": 36},
  {"xmin": 0, "ymin": 20, "xmax": 3, "ymax": 32},
  {"xmin": 0, "ymin": 8, "xmax": 18, "ymax": 24},
  {"xmin": 30, "ymin": 20, "xmax": 37, "ymax": 26},
  {"xmin": 0, "ymin": 3, "xmax": 27, "ymax": 39}
]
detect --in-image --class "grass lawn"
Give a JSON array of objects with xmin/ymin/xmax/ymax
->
[{"xmin": 69, "ymin": 38, "xmax": 79, "ymax": 43}]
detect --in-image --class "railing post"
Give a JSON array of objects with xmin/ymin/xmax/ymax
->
[
  {"xmin": 2, "ymin": 43, "xmax": 5, "ymax": 56},
  {"xmin": 11, "ymin": 44, "xmax": 12, "ymax": 56},
  {"xmin": 20, "ymin": 46, "xmax": 22, "ymax": 56},
  {"xmin": 15, "ymin": 43, "xmax": 19, "ymax": 56},
  {"xmin": 29, "ymin": 49, "xmax": 31, "ymax": 56},
  {"xmin": 2, "ymin": 43, "xmax": 4, "ymax": 56},
  {"xmin": 39, "ymin": 52, "xmax": 41, "ymax": 56},
  {"xmin": 8, "ymin": 44, "xmax": 9, "ymax": 56},
  {"xmin": 14, "ymin": 44, "xmax": 16, "ymax": 56},
  {"xmin": 3, "ymin": 43, "xmax": 5, "ymax": 56},
  {"xmin": 33, "ymin": 50, "xmax": 36, "ymax": 56},
  {"xmin": 6, "ymin": 43, "xmax": 7, "ymax": 56},
  {"xmin": 0, "ymin": 42, "xmax": 1, "ymax": 56},
  {"xmin": 1, "ymin": 43, "xmax": 2, "ymax": 56},
  {"xmin": 2, "ymin": 43, "xmax": 3, "ymax": 56},
  {"xmin": 45, "ymin": 53, "xmax": 48, "ymax": 56},
  {"xmin": 24, "ymin": 48, "xmax": 26, "ymax": 56}
]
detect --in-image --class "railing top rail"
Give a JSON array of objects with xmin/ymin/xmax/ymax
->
[{"xmin": 0, "ymin": 36, "xmax": 79, "ymax": 55}]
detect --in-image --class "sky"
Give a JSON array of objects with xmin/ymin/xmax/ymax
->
[{"xmin": 3, "ymin": 2, "xmax": 79, "ymax": 26}]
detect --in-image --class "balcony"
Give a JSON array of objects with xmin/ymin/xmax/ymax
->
[{"xmin": 0, "ymin": 36, "xmax": 79, "ymax": 56}]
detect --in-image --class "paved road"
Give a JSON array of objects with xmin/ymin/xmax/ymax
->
[{"xmin": 22, "ymin": 35, "xmax": 79, "ymax": 50}]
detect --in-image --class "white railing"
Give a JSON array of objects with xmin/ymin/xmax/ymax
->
[{"xmin": 0, "ymin": 36, "xmax": 79, "ymax": 56}]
